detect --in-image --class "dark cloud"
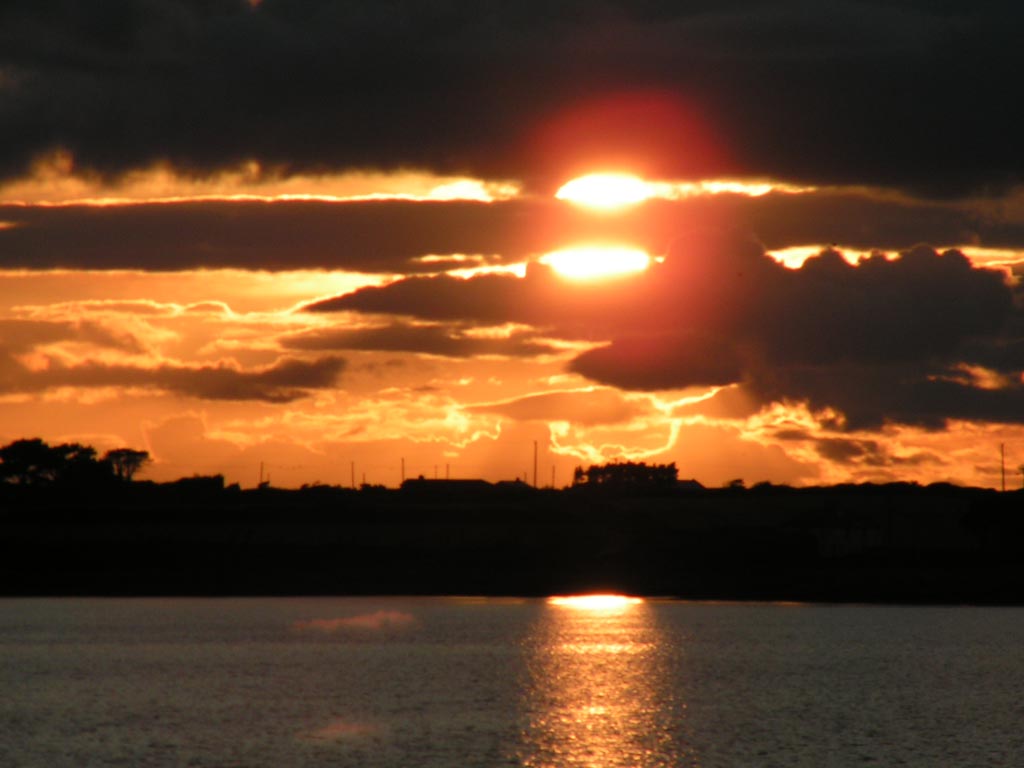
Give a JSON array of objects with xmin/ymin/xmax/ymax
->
[
  {"xmin": 0, "ymin": 354, "xmax": 345, "ymax": 402},
  {"xmin": 316, "ymin": 227, "xmax": 1024, "ymax": 429},
  {"xmin": 0, "ymin": 318, "xmax": 142, "ymax": 354},
  {"xmin": 306, "ymin": 259, "xmax": 654, "ymax": 339},
  {"xmin": 1, "ymin": 2, "xmax": 1022, "ymax": 195},
  {"xmin": 815, "ymin": 437, "xmax": 883, "ymax": 464},
  {"xmin": 282, "ymin": 322, "xmax": 557, "ymax": 358},
  {"xmin": 0, "ymin": 200, "xmax": 544, "ymax": 272},
  {"xmin": 750, "ymin": 361, "xmax": 1024, "ymax": 431},
  {"xmin": 572, "ymin": 332, "xmax": 744, "ymax": 390},
  {"xmin": 307, "ymin": 272, "xmax": 539, "ymax": 324},
  {"xmin": 813, "ymin": 437, "xmax": 944, "ymax": 468},
  {"xmin": 4, "ymin": 191, "xmax": 1024, "ymax": 273}
]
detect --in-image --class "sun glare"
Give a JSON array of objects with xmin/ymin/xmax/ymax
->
[
  {"xmin": 548, "ymin": 595, "xmax": 644, "ymax": 610},
  {"xmin": 555, "ymin": 173, "xmax": 653, "ymax": 210},
  {"xmin": 540, "ymin": 246, "xmax": 651, "ymax": 280}
]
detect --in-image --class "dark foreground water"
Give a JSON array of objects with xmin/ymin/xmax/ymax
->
[{"xmin": 2, "ymin": 597, "xmax": 1024, "ymax": 767}]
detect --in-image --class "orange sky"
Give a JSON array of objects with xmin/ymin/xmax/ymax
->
[{"xmin": 4, "ymin": 161, "xmax": 1024, "ymax": 489}]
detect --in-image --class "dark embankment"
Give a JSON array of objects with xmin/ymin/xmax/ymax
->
[{"xmin": 3, "ymin": 480, "xmax": 1024, "ymax": 603}]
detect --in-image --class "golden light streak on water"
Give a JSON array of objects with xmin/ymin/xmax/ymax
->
[{"xmin": 520, "ymin": 596, "xmax": 693, "ymax": 767}]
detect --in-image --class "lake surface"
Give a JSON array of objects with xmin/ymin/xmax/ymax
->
[{"xmin": 2, "ymin": 598, "xmax": 1024, "ymax": 767}]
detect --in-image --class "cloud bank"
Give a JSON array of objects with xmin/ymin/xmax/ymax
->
[
  {"xmin": 1, "ymin": 1, "xmax": 1022, "ymax": 195},
  {"xmin": 313, "ymin": 229, "xmax": 1024, "ymax": 430}
]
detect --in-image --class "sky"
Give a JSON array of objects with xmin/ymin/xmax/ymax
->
[{"xmin": 3, "ymin": 0, "xmax": 1024, "ymax": 489}]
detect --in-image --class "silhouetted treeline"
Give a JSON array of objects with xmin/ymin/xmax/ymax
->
[
  {"xmin": 572, "ymin": 461, "xmax": 679, "ymax": 491},
  {"xmin": 6, "ymin": 453, "xmax": 1024, "ymax": 603},
  {"xmin": 0, "ymin": 438, "xmax": 149, "ymax": 487}
]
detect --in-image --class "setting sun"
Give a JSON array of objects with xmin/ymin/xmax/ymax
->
[
  {"xmin": 548, "ymin": 594, "xmax": 644, "ymax": 610},
  {"xmin": 555, "ymin": 173, "xmax": 652, "ymax": 210},
  {"xmin": 540, "ymin": 245, "xmax": 651, "ymax": 280}
]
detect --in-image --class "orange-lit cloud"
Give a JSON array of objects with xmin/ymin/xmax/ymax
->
[
  {"xmin": 467, "ymin": 388, "xmax": 651, "ymax": 427},
  {"xmin": 556, "ymin": 172, "xmax": 814, "ymax": 210},
  {"xmin": 0, "ymin": 153, "xmax": 521, "ymax": 206},
  {"xmin": 1, "ymin": 352, "xmax": 345, "ymax": 403},
  {"xmin": 282, "ymin": 321, "xmax": 559, "ymax": 359}
]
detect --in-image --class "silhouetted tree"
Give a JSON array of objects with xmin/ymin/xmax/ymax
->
[
  {"xmin": 572, "ymin": 461, "xmax": 679, "ymax": 489},
  {"xmin": 59, "ymin": 443, "xmax": 110, "ymax": 486},
  {"xmin": 0, "ymin": 438, "xmax": 58, "ymax": 484},
  {"xmin": 103, "ymin": 448, "xmax": 150, "ymax": 481},
  {"xmin": 0, "ymin": 438, "xmax": 116, "ymax": 486}
]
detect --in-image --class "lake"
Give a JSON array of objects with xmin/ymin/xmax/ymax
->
[{"xmin": 2, "ymin": 598, "xmax": 1023, "ymax": 766}]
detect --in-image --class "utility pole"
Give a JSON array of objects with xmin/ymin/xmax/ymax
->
[
  {"xmin": 350, "ymin": 461, "xmax": 355, "ymax": 490},
  {"xmin": 1001, "ymin": 443, "xmax": 1006, "ymax": 492},
  {"xmin": 401, "ymin": 457, "xmax": 405, "ymax": 485},
  {"xmin": 533, "ymin": 440, "xmax": 538, "ymax": 488}
]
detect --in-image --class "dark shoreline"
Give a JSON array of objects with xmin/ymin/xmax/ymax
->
[{"xmin": 4, "ymin": 481, "xmax": 1024, "ymax": 605}]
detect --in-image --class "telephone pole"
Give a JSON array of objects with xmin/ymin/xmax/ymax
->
[
  {"xmin": 1001, "ymin": 443, "xmax": 1006, "ymax": 492},
  {"xmin": 533, "ymin": 440, "xmax": 538, "ymax": 488}
]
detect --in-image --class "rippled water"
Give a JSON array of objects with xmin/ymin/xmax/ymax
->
[{"xmin": 2, "ymin": 598, "xmax": 1024, "ymax": 767}]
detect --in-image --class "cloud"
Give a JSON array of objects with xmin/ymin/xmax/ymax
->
[
  {"xmin": 1, "ymin": 2, "xmax": 1022, "ymax": 194},
  {"xmin": 319, "ymin": 227, "xmax": 1024, "ymax": 430},
  {"xmin": 0, "ymin": 199, "xmax": 542, "ymax": 272},
  {"xmin": 5, "ymin": 189, "xmax": 1024, "ymax": 275},
  {"xmin": 282, "ymin": 322, "xmax": 557, "ymax": 358},
  {"xmin": 1, "ymin": 355, "xmax": 345, "ymax": 402},
  {"xmin": 307, "ymin": 262, "xmax": 652, "ymax": 340},
  {"xmin": 571, "ymin": 333, "xmax": 745, "ymax": 390},
  {"xmin": 0, "ymin": 318, "xmax": 142, "ymax": 354},
  {"xmin": 467, "ymin": 388, "xmax": 650, "ymax": 427}
]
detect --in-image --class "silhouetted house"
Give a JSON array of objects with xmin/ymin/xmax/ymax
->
[{"xmin": 677, "ymin": 478, "xmax": 704, "ymax": 491}]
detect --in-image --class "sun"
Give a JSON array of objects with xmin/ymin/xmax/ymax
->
[
  {"xmin": 548, "ymin": 594, "xmax": 644, "ymax": 610},
  {"xmin": 555, "ymin": 173, "xmax": 653, "ymax": 210},
  {"xmin": 540, "ymin": 245, "xmax": 651, "ymax": 280}
]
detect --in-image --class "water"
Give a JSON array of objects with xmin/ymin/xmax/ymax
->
[{"xmin": 2, "ymin": 598, "xmax": 1024, "ymax": 767}]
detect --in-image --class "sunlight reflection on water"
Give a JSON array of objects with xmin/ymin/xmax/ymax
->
[
  {"xmin": 519, "ymin": 597, "xmax": 698, "ymax": 768},
  {"xmin": 7, "ymin": 599, "xmax": 1024, "ymax": 766}
]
